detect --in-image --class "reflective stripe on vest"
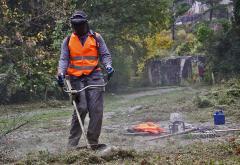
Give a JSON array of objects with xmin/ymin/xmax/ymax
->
[
  {"xmin": 70, "ymin": 56, "xmax": 98, "ymax": 60},
  {"xmin": 69, "ymin": 64, "xmax": 96, "ymax": 70},
  {"xmin": 67, "ymin": 33, "xmax": 99, "ymax": 76}
]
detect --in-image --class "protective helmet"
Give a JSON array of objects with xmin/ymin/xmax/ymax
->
[{"xmin": 70, "ymin": 11, "xmax": 88, "ymax": 24}]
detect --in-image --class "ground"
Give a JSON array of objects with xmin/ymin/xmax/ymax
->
[{"xmin": 0, "ymin": 86, "xmax": 240, "ymax": 164}]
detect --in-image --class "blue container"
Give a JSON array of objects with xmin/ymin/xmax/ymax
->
[{"xmin": 214, "ymin": 111, "xmax": 225, "ymax": 125}]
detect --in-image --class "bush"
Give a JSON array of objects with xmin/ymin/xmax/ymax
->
[
  {"xmin": 105, "ymin": 52, "xmax": 131, "ymax": 91},
  {"xmin": 194, "ymin": 95, "xmax": 213, "ymax": 108},
  {"xmin": 176, "ymin": 42, "xmax": 193, "ymax": 56},
  {"xmin": 194, "ymin": 78, "xmax": 240, "ymax": 107}
]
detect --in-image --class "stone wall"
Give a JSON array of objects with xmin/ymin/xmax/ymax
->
[{"xmin": 147, "ymin": 56, "xmax": 205, "ymax": 86}]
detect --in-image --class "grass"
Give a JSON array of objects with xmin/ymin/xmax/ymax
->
[
  {"xmin": 0, "ymin": 105, "xmax": 72, "ymax": 135},
  {"xmin": 1, "ymin": 85, "xmax": 240, "ymax": 164},
  {"xmin": 0, "ymin": 85, "xmax": 231, "ymax": 131},
  {"xmin": 104, "ymin": 89, "xmax": 203, "ymax": 124},
  {"xmin": 104, "ymin": 94, "xmax": 126, "ymax": 112},
  {"xmin": 0, "ymin": 88, "xmax": 198, "ymax": 130},
  {"xmin": 32, "ymin": 110, "xmax": 71, "ymax": 122},
  {"xmin": 1, "ymin": 85, "xmax": 238, "ymax": 133},
  {"xmin": 12, "ymin": 139, "xmax": 240, "ymax": 164},
  {"xmin": 105, "ymin": 86, "xmax": 240, "ymax": 125}
]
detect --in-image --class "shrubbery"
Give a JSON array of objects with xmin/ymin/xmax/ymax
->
[{"xmin": 194, "ymin": 78, "xmax": 240, "ymax": 108}]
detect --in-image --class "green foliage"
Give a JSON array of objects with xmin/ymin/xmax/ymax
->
[
  {"xmin": 0, "ymin": 0, "xmax": 173, "ymax": 102},
  {"xmin": 107, "ymin": 51, "xmax": 132, "ymax": 90},
  {"xmin": 51, "ymin": 20, "xmax": 71, "ymax": 51},
  {"xmin": 187, "ymin": 2, "xmax": 240, "ymax": 81},
  {"xmin": 196, "ymin": 23, "xmax": 214, "ymax": 43},
  {"xmin": 85, "ymin": 0, "xmax": 172, "ymax": 36},
  {"xmin": 0, "ymin": 0, "xmax": 67, "ymax": 103},
  {"xmin": 206, "ymin": 26, "xmax": 240, "ymax": 77},
  {"xmin": 175, "ymin": 2, "xmax": 191, "ymax": 16},
  {"xmin": 174, "ymin": 30, "xmax": 196, "ymax": 55},
  {"xmin": 190, "ymin": 18, "xmax": 240, "ymax": 80},
  {"xmin": 176, "ymin": 42, "xmax": 193, "ymax": 55},
  {"xmin": 195, "ymin": 78, "xmax": 240, "ymax": 107},
  {"xmin": 0, "ymin": 0, "xmax": 238, "ymax": 102},
  {"xmin": 193, "ymin": 95, "xmax": 214, "ymax": 108},
  {"xmin": 233, "ymin": 0, "xmax": 240, "ymax": 25},
  {"xmin": 137, "ymin": 30, "xmax": 173, "ymax": 72},
  {"xmin": 84, "ymin": 0, "xmax": 172, "ymax": 76},
  {"xmin": 217, "ymin": 19, "xmax": 232, "ymax": 33}
]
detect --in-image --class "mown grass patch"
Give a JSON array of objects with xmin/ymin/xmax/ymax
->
[
  {"xmin": 193, "ymin": 79, "xmax": 240, "ymax": 122},
  {"xmin": 106, "ymin": 89, "xmax": 200, "ymax": 124}
]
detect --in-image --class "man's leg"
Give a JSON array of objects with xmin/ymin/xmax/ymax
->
[
  {"xmin": 68, "ymin": 78, "xmax": 88, "ymax": 147},
  {"xmin": 68, "ymin": 110, "xmax": 87, "ymax": 147},
  {"xmin": 86, "ymin": 89, "xmax": 104, "ymax": 146}
]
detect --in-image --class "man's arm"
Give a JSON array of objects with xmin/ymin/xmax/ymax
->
[
  {"xmin": 58, "ymin": 37, "xmax": 70, "ymax": 75},
  {"xmin": 96, "ymin": 34, "xmax": 112, "ymax": 68}
]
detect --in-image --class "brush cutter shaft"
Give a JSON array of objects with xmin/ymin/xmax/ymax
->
[
  {"xmin": 215, "ymin": 128, "xmax": 240, "ymax": 132},
  {"xmin": 147, "ymin": 128, "xmax": 198, "ymax": 141},
  {"xmin": 65, "ymin": 78, "xmax": 91, "ymax": 149},
  {"xmin": 72, "ymin": 100, "xmax": 91, "ymax": 149}
]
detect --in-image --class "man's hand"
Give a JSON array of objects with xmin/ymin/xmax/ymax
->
[
  {"xmin": 106, "ymin": 66, "xmax": 114, "ymax": 81},
  {"xmin": 57, "ymin": 73, "xmax": 65, "ymax": 87}
]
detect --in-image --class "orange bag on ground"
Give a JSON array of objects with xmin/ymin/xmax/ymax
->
[{"xmin": 133, "ymin": 122, "xmax": 165, "ymax": 134}]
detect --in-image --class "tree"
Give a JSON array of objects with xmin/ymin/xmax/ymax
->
[
  {"xmin": 172, "ymin": 0, "xmax": 192, "ymax": 40},
  {"xmin": 197, "ymin": 0, "xmax": 229, "ymax": 21},
  {"xmin": 233, "ymin": 0, "xmax": 240, "ymax": 26},
  {"xmin": 0, "ymin": 0, "xmax": 173, "ymax": 102},
  {"xmin": 201, "ymin": 0, "xmax": 240, "ymax": 80},
  {"xmin": 0, "ymin": 0, "xmax": 77, "ymax": 102}
]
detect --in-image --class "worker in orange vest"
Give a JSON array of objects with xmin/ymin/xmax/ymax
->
[{"xmin": 57, "ymin": 11, "xmax": 114, "ymax": 149}]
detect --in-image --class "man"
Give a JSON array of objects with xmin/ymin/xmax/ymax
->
[
  {"xmin": 57, "ymin": 11, "xmax": 114, "ymax": 149},
  {"xmin": 198, "ymin": 62, "xmax": 205, "ymax": 81}
]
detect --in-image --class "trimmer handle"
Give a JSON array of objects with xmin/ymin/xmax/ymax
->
[{"xmin": 63, "ymin": 75, "xmax": 108, "ymax": 94}]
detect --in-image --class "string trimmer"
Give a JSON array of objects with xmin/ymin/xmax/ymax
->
[{"xmin": 63, "ymin": 75, "xmax": 107, "ymax": 149}]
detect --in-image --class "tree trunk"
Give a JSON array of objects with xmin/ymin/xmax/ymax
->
[
  {"xmin": 172, "ymin": 1, "xmax": 176, "ymax": 40},
  {"xmin": 44, "ymin": 86, "xmax": 48, "ymax": 101},
  {"xmin": 209, "ymin": 0, "xmax": 213, "ymax": 22},
  {"xmin": 234, "ymin": 0, "xmax": 240, "ymax": 25}
]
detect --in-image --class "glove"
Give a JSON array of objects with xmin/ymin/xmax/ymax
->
[
  {"xmin": 106, "ymin": 66, "xmax": 114, "ymax": 81},
  {"xmin": 57, "ymin": 73, "xmax": 65, "ymax": 87}
]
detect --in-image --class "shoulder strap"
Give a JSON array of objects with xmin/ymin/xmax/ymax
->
[
  {"xmin": 90, "ymin": 30, "xmax": 100, "ymax": 50},
  {"xmin": 66, "ymin": 35, "xmax": 71, "ymax": 55},
  {"xmin": 67, "ymin": 32, "xmax": 99, "ymax": 49},
  {"xmin": 90, "ymin": 30, "xmax": 101, "ymax": 73},
  {"xmin": 66, "ymin": 35, "xmax": 71, "ymax": 46}
]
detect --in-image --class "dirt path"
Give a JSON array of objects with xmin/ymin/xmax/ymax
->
[{"xmin": 122, "ymin": 87, "xmax": 191, "ymax": 100}]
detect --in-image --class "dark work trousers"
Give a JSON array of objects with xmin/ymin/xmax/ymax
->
[{"xmin": 68, "ymin": 71, "xmax": 104, "ymax": 147}]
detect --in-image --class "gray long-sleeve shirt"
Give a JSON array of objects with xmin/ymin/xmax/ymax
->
[{"xmin": 58, "ymin": 30, "xmax": 112, "ymax": 75}]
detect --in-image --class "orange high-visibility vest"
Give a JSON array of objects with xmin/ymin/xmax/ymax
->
[{"xmin": 67, "ymin": 33, "xmax": 99, "ymax": 76}]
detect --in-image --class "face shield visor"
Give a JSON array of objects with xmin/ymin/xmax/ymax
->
[{"xmin": 70, "ymin": 11, "xmax": 89, "ymax": 36}]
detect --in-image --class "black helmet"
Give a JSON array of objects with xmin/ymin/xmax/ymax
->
[{"xmin": 70, "ymin": 11, "xmax": 88, "ymax": 24}]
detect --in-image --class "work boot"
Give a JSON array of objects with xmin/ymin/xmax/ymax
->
[{"xmin": 90, "ymin": 143, "xmax": 107, "ymax": 150}]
